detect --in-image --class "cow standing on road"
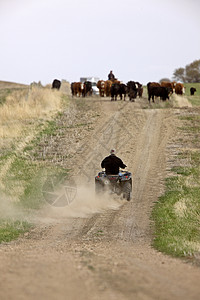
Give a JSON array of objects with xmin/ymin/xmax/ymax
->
[
  {"xmin": 147, "ymin": 82, "xmax": 172, "ymax": 102},
  {"xmin": 82, "ymin": 81, "xmax": 92, "ymax": 97},
  {"xmin": 71, "ymin": 82, "xmax": 83, "ymax": 97},
  {"xmin": 127, "ymin": 81, "xmax": 138, "ymax": 102},
  {"xmin": 119, "ymin": 84, "xmax": 127, "ymax": 101},
  {"xmin": 110, "ymin": 83, "xmax": 120, "ymax": 101},
  {"xmin": 110, "ymin": 83, "xmax": 127, "ymax": 101},
  {"xmin": 97, "ymin": 80, "xmax": 105, "ymax": 97}
]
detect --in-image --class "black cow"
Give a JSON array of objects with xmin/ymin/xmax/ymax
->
[
  {"xmin": 119, "ymin": 83, "xmax": 127, "ymax": 101},
  {"xmin": 52, "ymin": 79, "xmax": 61, "ymax": 90},
  {"xmin": 190, "ymin": 87, "xmax": 196, "ymax": 96},
  {"xmin": 110, "ymin": 83, "xmax": 127, "ymax": 101},
  {"xmin": 82, "ymin": 81, "xmax": 92, "ymax": 97},
  {"xmin": 135, "ymin": 82, "xmax": 143, "ymax": 98},
  {"xmin": 147, "ymin": 82, "xmax": 171, "ymax": 102},
  {"xmin": 110, "ymin": 83, "xmax": 120, "ymax": 101},
  {"xmin": 71, "ymin": 82, "xmax": 75, "ymax": 96},
  {"xmin": 127, "ymin": 81, "xmax": 138, "ymax": 102}
]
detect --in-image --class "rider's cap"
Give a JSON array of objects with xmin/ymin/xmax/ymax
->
[{"xmin": 110, "ymin": 149, "xmax": 116, "ymax": 155}]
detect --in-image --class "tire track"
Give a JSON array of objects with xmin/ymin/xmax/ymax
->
[{"xmin": 77, "ymin": 107, "xmax": 175, "ymax": 244}]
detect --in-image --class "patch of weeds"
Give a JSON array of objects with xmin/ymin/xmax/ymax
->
[
  {"xmin": 61, "ymin": 95, "xmax": 70, "ymax": 107},
  {"xmin": 39, "ymin": 120, "xmax": 59, "ymax": 136},
  {"xmin": 171, "ymin": 166, "xmax": 193, "ymax": 176},
  {"xmin": 179, "ymin": 115, "xmax": 200, "ymax": 121},
  {"xmin": 191, "ymin": 152, "xmax": 200, "ymax": 164},
  {"xmin": 0, "ymin": 220, "xmax": 32, "ymax": 243},
  {"xmin": 88, "ymin": 265, "xmax": 95, "ymax": 271},
  {"xmin": 148, "ymin": 100, "xmax": 174, "ymax": 109},
  {"xmin": 22, "ymin": 112, "xmax": 64, "ymax": 158},
  {"xmin": 0, "ymin": 151, "xmax": 13, "ymax": 162},
  {"xmin": 67, "ymin": 122, "xmax": 92, "ymax": 129},
  {"xmin": 95, "ymin": 229, "xmax": 104, "ymax": 236},
  {"xmin": 188, "ymin": 96, "xmax": 200, "ymax": 106},
  {"xmin": 0, "ymin": 154, "xmax": 69, "ymax": 210},
  {"xmin": 152, "ymin": 146, "xmax": 200, "ymax": 257},
  {"xmin": 23, "ymin": 145, "xmax": 34, "ymax": 152},
  {"xmin": 0, "ymin": 89, "xmax": 11, "ymax": 105}
]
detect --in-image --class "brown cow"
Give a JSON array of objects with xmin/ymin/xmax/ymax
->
[
  {"xmin": 148, "ymin": 82, "xmax": 161, "ymax": 87},
  {"xmin": 175, "ymin": 83, "xmax": 185, "ymax": 95},
  {"xmin": 97, "ymin": 80, "xmax": 105, "ymax": 97},
  {"xmin": 147, "ymin": 82, "xmax": 160, "ymax": 95},
  {"xmin": 104, "ymin": 79, "xmax": 121, "ymax": 97},
  {"xmin": 73, "ymin": 82, "xmax": 84, "ymax": 97},
  {"xmin": 104, "ymin": 80, "xmax": 113, "ymax": 97},
  {"xmin": 161, "ymin": 81, "xmax": 175, "ymax": 95}
]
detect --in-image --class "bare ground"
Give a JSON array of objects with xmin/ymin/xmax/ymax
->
[{"xmin": 0, "ymin": 97, "xmax": 200, "ymax": 300}]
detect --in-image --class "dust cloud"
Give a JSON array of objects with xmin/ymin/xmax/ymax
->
[
  {"xmin": 0, "ymin": 183, "xmax": 123, "ymax": 225},
  {"xmin": 33, "ymin": 184, "xmax": 123, "ymax": 224},
  {"xmin": 0, "ymin": 194, "xmax": 23, "ymax": 220}
]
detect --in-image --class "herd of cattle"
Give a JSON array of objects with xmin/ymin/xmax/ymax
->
[{"xmin": 51, "ymin": 79, "xmax": 197, "ymax": 102}]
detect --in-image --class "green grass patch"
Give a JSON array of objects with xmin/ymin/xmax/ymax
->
[
  {"xmin": 184, "ymin": 83, "xmax": 200, "ymax": 106},
  {"xmin": 0, "ymin": 220, "xmax": 32, "ymax": 243},
  {"xmin": 39, "ymin": 120, "xmax": 59, "ymax": 136},
  {"xmin": 0, "ymin": 91, "xmax": 71, "ymax": 243},
  {"xmin": 152, "ymin": 172, "xmax": 200, "ymax": 257},
  {"xmin": 151, "ymin": 112, "xmax": 200, "ymax": 258},
  {"xmin": 184, "ymin": 83, "xmax": 200, "ymax": 97},
  {"xmin": 0, "ymin": 98, "xmax": 71, "ymax": 210},
  {"xmin": 0, "ymin": 154, "xmax": 70, "ymax": 210}
]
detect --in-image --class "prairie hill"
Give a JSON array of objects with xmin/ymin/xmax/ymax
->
[{"xmin": 0, "ymin": 80, "xmax": 28, "ymax": 90}]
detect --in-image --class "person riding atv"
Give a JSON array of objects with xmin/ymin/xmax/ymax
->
[
  {"xmin": 101, "ymin": 149, "xmax": 127, "ymax": 175},
  {"xmin": 96, "ymin": 149, "xmax": 131, "ymax": 200}
]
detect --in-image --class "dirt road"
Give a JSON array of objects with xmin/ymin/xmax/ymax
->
[{"xmin": 0, "ymin": 97, "xmax": 200, "ymax": 300}]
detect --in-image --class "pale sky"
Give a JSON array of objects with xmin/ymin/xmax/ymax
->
[{"xmin": 0, "ymin": 0, "xmax": 199, "ymax": 85}]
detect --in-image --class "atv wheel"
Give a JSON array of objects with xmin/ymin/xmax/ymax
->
[{"xmin": 123, "ymin": 181, "xmax": 131, "ymax": 201}]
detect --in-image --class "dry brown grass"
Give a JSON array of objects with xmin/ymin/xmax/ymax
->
[
  {"xmin": 0, "ymin": 81, "xmax": 28, "ymax": 90},
  {"xmin": 0, "ymin": 86, "xmax": 62, "ymax": 140}
]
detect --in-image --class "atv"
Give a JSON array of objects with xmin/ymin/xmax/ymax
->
[{"xmin": 95, "ymin": 170, "xmax": 132, "ymax": 201}]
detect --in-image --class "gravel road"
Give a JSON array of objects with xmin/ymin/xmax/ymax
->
[{"xmin": 0, "ymin": 97, "xmax": 200, "ymax": 300}]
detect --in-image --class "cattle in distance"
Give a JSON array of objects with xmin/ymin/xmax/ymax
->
[{"xmin": 52, "ymin": 79, "xmax": 61, "ymax": 90}]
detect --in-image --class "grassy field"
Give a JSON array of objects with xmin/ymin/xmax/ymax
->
[
  {"xmin": 151, "ymin": 109, "xmax": 200, "ymax": 258},
  {"xmin": 184, "ymin": 83, "xmax": 200, "ymax": 106},
  {"xmin": 0, "ymin": 81, "xmax": 70, "ymax": 242}
]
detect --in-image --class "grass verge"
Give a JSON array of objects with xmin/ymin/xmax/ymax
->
[
  {"xmin": 151, "ymin": 112, "xmax": 200, "ymax": 258},
  {"xmin": 184, "ymin": 83, "xmax": 200, "ymax": 106},
  {"xmin": 0, "ymin": 87, "xmax": 70, "ymax": 243},
  {"xmin": 0, "ymin": 220, "xmax": 32, "ymax": 243}
]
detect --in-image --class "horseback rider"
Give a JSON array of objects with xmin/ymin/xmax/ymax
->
[{"xmin": 101, "ymin": 149, "xmax": 127, "ymax": 175}]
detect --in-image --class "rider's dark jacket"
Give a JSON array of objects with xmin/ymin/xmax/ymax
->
[
  {"xmin": 108, "ymin": 72, "xmax": 115, "ymax": 80},
  {"xmin": 101, "ymin": 154, "xmax": 126, "ymax": 175}
]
